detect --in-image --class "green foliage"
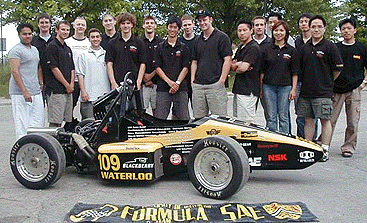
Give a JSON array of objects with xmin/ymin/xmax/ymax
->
[
  {"xmin": 0, "ymin": 63, "xmax": 10, "ymax": 98},
  {"xmin": 344, "ymin": 0, "xmax": 367, "ymax": 45}
]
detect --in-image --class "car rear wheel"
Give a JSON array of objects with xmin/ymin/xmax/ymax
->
[
  {"xmin": 10, "ymin": 133, "xmax": 66, "ymax": 189},
  {"xmin": 188, "ymin": 135, "xmax": 249, "ymax": 199}
]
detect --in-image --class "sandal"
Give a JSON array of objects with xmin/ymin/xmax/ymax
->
[{"xmin": 341, "ymin": 151, "xmax": 353, "ymax": 158}]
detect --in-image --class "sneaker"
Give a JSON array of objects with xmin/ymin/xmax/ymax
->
[{"xmin": 319, "ymin": 149, "xmax": 329, "ymax": 162}]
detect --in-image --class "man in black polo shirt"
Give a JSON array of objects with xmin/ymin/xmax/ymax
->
[
  {"xmin": 31, "ymin": 13, "xmax": 53, "ymax": 95},
  {"xmin": 154, "ymin": 17, "xmax": 190, "ymax": 120},
  {"xmin": 191, "ymin": 10, "xmax": 232, "ymax": 119},
  {"xmin": 105, "ymin": 12, "xmax": 146, "ymax": 89},
  {"xmin": 231, "ymin": 20, "xmax": 261, "ymax": 123},
  {"xmin": 141, "ymin": 15, "xmax": 163, "ymax": 116},
  {"xmin": 45, "ymin": 21, "xmax": 75, "ymax": 127},
  {"xmin": 323, "ymin": 18, "xmax": 367, "ymax": 157},
  {"xmin": 297, "ymin": 15, "xmax": 343, "ymax": 161},
  {"xmin": 101, "ymin": 14, "xmax": 119, "ymax": 50}
]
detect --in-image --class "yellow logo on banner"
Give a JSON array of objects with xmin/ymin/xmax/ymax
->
[{"xmin": 262, "ymin": 202, "xmax": 302, "ymax": 220}]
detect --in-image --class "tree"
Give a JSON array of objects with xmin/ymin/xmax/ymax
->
[{"xmin": 344, "ymin": 0, "xmax": 367, "ymax": 45}]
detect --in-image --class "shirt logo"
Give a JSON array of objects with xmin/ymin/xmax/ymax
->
[
  {"xmin": 315, "ymin": 50, "xmax": 324, "ymax": 59},
  {"xmin": 283, "ymin": 53, "xmax": 291, "ymax": 60},
  {"xmin": 175, "ymin": 50, "xmax": 182, "ymax": 57},
  {"xmin": 129, "ymin": 45, "xmax": 138, "ymax": 53},
  {"xmin": 353, "ymin": 55, "xmax": 361, "ymax": 60}
]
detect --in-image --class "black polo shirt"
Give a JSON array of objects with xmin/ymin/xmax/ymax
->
[
  {"xmin": 193, "ymin": 29, "xmax": 232, "ymax": 85},
  {"xmin": 32, "ymin": 34, "xmax": 54, "ymax": 77},
  {"xmin": 261, "ymin": 42, "xmax": 299, "ymax": 86},
  {"xmin": 232, "ymin": 40, "xmax": 261, "ymax": 97},
  {"xmin": 141, "ymin": 34, "xmax": 164, "ymax": 74},
  {"xmin": 178, "ymin": 35, "xmax": 198, "ymax": 61},
  {"xmin": 334, "ymin": 41, "xmax": 367, "ymax": 93},
  {"xmin": 295, "ymin": 36, "xmax": 308, "ymax": 50},
  {"xmin": 105, "ymin": 34, "xmax": 146, "ymax": 84},
  {"xmin": 153, "ymin": 39, "xmax": 190, "ymax": 92},
  {"xmin": 101, "ymin": 32, "xmax": 119, "ymax": 50},
  {"xmin": 299, "ymin": 38, "xmax": 343, "ymax": 98},
  {"xmin": 45, "ymin": 38, "xmax": 75, "ymax": 94}
]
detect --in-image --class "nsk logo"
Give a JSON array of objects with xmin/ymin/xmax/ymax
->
[{"xmin": 268, "ymin": 154, "xmax": 287, "ymax": 161}]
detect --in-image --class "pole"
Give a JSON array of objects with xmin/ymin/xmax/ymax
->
[{"xmin": 0, "ymin": 10, "xmax": 3, "ymax": 66}]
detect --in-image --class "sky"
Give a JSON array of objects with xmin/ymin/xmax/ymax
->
[{"xmin": 1, "ymin": 23, "xmax": 19, "ymax": 55}]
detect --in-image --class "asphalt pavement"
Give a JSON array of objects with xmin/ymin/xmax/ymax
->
[{"xmin": 1, "ymin": 91, "xmax": 367, "ymax": 223}]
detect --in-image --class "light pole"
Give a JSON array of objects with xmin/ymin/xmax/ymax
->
[{"xmin": 0, "ymin": 10, "xmax": 3, "ymax": 66}]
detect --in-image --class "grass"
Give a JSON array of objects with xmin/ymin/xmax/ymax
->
[{"xmin": 0, "ymin": 63, "xmax": 10, "ymax": 98}]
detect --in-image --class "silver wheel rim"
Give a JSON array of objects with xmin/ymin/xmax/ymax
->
[
  {"xmin": 194, "ymin": 147, "xmax": 233, "ymax": 191},
  {"xmin": 16, "ymin": 143, "xmax": 50, "ymax": 182}
]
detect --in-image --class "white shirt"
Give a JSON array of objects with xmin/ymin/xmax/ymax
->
[{"xmin": 75, "ymin": 47, "xmax": 110, "ymax": 101}]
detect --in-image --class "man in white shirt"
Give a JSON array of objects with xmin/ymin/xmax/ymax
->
[
  {"xmin": 76, "ymin": 28, "xmax": 110, "ymax": 120},
  {"xmin": 65, "ymin": 17, "xmax": 91, "ymax": 110}
]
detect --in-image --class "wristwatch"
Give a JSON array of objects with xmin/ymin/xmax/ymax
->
[
  {"xmin": 175, "ymin": 80, "xmax": 181, "ymax": 85},
  {"xmin": 363, "ymin": 80, "xmax": 367, "ymax": 84}
]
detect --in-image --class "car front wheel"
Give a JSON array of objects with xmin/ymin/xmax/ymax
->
[{"xmin": 188, "ymin": 135, "xmax": 249, "ymax": 199}]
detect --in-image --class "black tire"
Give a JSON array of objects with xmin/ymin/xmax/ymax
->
[
  {"xmin": 9, "ymin": 133, "xmax": 66, "ymax": 189},
  {"xmin": 188, "ymin": 135, "xmax": 249, "ymax": 199}
]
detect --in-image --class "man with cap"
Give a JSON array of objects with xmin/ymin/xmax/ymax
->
[{"xmin": 191, "ymin": 10, "xmax": 232, "ymax": 118}]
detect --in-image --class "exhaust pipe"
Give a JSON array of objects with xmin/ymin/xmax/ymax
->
[
  {"xmin": 72, "ymin": 133, "xmax": 97, "ymax": 161},
  {"xmin": 27, "ymin": 127, "xmax": 63, "ymax": 137}
]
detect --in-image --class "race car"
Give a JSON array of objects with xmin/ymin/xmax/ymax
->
[{"xmin": 9, "ymin": 73, "xmax": 323, "ymax": 199}]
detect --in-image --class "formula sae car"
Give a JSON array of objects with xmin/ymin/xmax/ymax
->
[{"xmin": 10, "ymin": 73, "xmax": 323, "ymax": 199}]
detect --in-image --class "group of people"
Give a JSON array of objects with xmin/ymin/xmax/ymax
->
[{"xmin": 8, "ymin": 10, "xmax": 367, "ymax": 161}]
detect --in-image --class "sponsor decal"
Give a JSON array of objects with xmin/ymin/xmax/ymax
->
[
  {"xmin": 268, "ymin": 154, "xmax": 288, "ymax": 162},
  {"xmin": 257, "ymin": 144, "xmax": 279, "ymax": 149},
  {"xmin": 123, "ymin": 157, "xmax": 154, "ymax": 169},
  {"xmin": 170, "ymin": 153, "xmax": 182, "ymax": 166},
  {"xmin": 65, "ymin": 202, "xmax": 318, "ymax": 222},
  {"xmin": 299, "ymin": 151, "xmax": 315, "ymax": 163},
  {"xmin": 249, "ymin": 157, "xmax": 262, "ymax": 167},
  {"xmin": 240, "ymin": 142, "xmax": 252, "ymax": 147},
  {"xmin": 241, "ymin": 131, "xmax": 258, "ymax": 138},
  {"xmin": 206, "ymin": 129, "xmax": 221, "ymax": 135}
]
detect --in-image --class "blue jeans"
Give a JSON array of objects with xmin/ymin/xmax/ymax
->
[{"xmin": 263, "ymin": 83, "xmax": 291, "ymax": 134}]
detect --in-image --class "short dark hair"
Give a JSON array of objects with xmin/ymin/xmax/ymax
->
[
  {"xmin": 37, "ymin": 13, "xmax": 51, "ymax": 23},
  {"xmin": 88, "ymin": 28, "xmax": 102, "ymax": 37},
  {"xmin": 17, "ymin": 23, "xmax": 34, "ymax": 34},
  {"xmin": 56, "ymin": 20, "xmax": 71, "ymax": 30},
  {"xmin": 237, "ymin": 19, "xmax": 252, "ymax": 30},
  {"xmin": 297, "ymin": 13, "xmax": 313, "ymax": 24},
  {"xmin": 268, "ymin": 12, "xmax": 282, "ymax": 21},
  {"xmin": 309, "ymin": 15, "xmax": 327, "ymax": 27},
  {"xmin": 339, "ymin": 18, "xmax": 357, "ymax": 29},
  {"xmin": 272, "ymin": 20, "xmax": 290, "ymax": 43},
  {"xmin": 167, "ymin": 16, "xmax": 182, "ymax": 29}
]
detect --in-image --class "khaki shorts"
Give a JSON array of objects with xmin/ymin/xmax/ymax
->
[
  {"xmin": 296, "ymin": 97, "xmax": 332, "ymax": 120},
  {"xmin": 47, "ymin": 93, "xmax": 73, "ymax": 124},
  {"xmin": 192, "ymin": 82, "xmax": 228, "ymax": 119}
]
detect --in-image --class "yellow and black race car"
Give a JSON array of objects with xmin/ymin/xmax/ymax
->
[{"xmin": 10, "ymin": 73, "xmax": 323, "ymax": 199}]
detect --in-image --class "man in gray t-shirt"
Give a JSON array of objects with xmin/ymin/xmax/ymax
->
[{"xmin": 8, "ymin": 23, "xmax": 44, "ymax": 140}]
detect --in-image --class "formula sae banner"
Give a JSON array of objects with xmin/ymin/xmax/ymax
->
[{"xmin": 64, "ymin": 202, "xmax": 318, "ymax": 222}]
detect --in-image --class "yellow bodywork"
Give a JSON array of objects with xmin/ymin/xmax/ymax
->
[{"xmin": 98, "ymin": 119, "xmax": 322, "ymax": 154}]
